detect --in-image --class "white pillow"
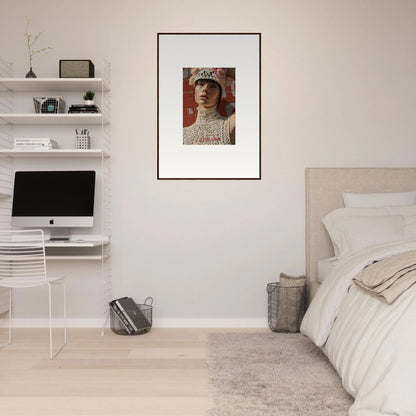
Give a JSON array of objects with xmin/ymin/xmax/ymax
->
[
  {"xmin": 343, "ymin": 191, "xmax": 416, "ymax": 208},
  {"xmin": 323, "ymin": 206, "xmax": 416, "ymax": 228},
  {"xmin": 322, "ymin": 206, "xmax": 416, "ymax": 257},
  {"xmin": 323, "ymin": 206, "xmax": 416, "ymax": 256},
  {"xmin": 323, "ymin": 215, "xmax": 404, "ymax": 257}
]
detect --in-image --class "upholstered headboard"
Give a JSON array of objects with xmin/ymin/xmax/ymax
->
[{"xmin": 305, "ymin": 168, "xmax": 416, "ymax": 292}]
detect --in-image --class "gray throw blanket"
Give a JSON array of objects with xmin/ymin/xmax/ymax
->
[{"xmin": 353, "ymin": 250, "xmax": 416, "ymax": 304}]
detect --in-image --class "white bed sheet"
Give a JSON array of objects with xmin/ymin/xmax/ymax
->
[{"xmin": 301, "ymin": 240, "xmax": 416, "ymax": 416}]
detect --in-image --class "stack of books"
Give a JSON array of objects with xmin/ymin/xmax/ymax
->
[
  {"xmin": 68, "ymin": 104, "xmax": 100, "ymax": 113},
  {"xmin": 109, "ymin": 297, "xmax": 151, "ymax": 335},
  {"xmin": 14, "ymin": 138, "xmax": 58, "ymax": 151}
]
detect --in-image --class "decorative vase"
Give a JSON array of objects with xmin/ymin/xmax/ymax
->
[
  {"xmin": 84, "ymin": 100, "xmax": 94, "ymax": 106},
  {"xmin": 25, "ymin": 67, "xmax": 37, "ymax": 78}
]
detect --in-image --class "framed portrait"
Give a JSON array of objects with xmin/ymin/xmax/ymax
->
[{"xmin": 157, "ymin": 33, "xmax": 261, "ymax": 180}]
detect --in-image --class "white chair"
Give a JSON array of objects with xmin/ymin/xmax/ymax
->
[{"xmin": 0, "ymin": 229, "xmax": 66, "ymax": 359}]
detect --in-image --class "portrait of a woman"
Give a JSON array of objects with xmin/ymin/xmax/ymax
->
[{"xmin": 183, "ymin": 67, "xmax": 235, "ymax": 145}]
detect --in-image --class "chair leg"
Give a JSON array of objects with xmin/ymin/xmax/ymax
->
[
  {"xmin": 47, "ymin": 282, "xmax": 67, "ymax": 360},
  {"xmin": 8, "ymin": 287, "xmax": 11, "ymax": 344},
  {"xmin": 0, "ymin": 288, "xmax": 12, "ymax": 349},
  {"xmin": 63, "ymin": 281, "xmax": 67, "ymax": 344}
]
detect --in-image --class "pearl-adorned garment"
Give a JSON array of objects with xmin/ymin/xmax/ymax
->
[{"xmin": 183, "ymin": 107, "xmax": 231, "ymax": 145}]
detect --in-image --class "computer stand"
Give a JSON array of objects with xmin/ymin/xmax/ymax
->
[{"xmin": 49, "ymin": 228, "xmax": 70, "ymax": 241}]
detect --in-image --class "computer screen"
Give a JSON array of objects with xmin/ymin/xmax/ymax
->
[{"xmin": 12, "ymin": 171, "xmax": 96, "ymax": 232}]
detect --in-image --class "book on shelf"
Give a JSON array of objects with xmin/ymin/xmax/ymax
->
[
  {"xmin": 112, "ymin": 296, "xmax": 151, "ymax": 334},
  {"xmin": 14, "ymin": 137, "xmax": 56, "ymax": 142},
  {"xmin": 13, "ymin": 138, "xmax": 58, "ymax": 151},
  {"xmin": 13, "ymin": 146, "xmax": 55, "ymax": 151},
  {"xmin": 68, "ymin": 104, "xmax": 100, "ymax": 113}
]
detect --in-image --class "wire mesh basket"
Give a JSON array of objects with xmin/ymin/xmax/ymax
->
[
  {"xmin": 110, "ymin": 297, "xmax": 153, "ymax": 336},
  {"xmin": 33, "ymin": 96, "xmax": 66, "ymax": 114},
  {"xmin": 267, "ymin": 274, "xmax": 306, "ymax": 333}
]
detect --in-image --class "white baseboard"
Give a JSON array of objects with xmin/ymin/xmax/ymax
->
[
  {"xmin": 153, "ymin": 318, "xmax": 268, "ymax": 328},
  {"xmin": 0, "ymin": 318, "xmax": 268, "ymax": 329}
]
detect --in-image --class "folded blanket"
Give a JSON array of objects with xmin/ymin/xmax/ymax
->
[{"xmin": 353, "ymin": 250, "xmax": 416, "ymax": 303}]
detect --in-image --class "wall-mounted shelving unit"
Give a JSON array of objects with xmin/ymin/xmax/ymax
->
[
  {"xmin": 0, "ymin": 113, "xmax": 105, "ymax": 125},
  {"xmin": 0, "ymin": 149, "xmax": 109, "ymax": 158},
  {"xmin": 0, "ymin": 58, "xmax": 112, "ymax": 333},
  {"xmin": 0, "ymin": 78, "xmax": 109, "ymax": 92}
]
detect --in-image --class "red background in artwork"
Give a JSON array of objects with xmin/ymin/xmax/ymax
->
[{"xmin": 183, "ymin": 69, "xmax": 236, "ymax": 128}]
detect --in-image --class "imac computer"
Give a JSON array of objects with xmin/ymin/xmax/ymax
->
[{"xmin": 12, "ymin": 170, "xmax": 96, "ymax": 240}]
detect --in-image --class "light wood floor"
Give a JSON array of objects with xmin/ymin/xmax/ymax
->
[{"xmin": 0, "ymin": 328, "xmax": 266, "ymax": 416}]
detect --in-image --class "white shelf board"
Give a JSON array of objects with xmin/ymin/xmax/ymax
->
[
  {"xmin": 46, "ymin": 255, "xmax": 108, "ymax": 261},
  {"xmin": 0, "ymin": 254, "xmax": 106, "ymax": 261},
  {"xmin": 0, "ymin": 78, "xmax": 109, "ymax": 92},
  {"xmin": 0, "ymin": 241, "xmax": 108, "ymax": 249},
  {"xmin": 0, "ymin": 113, "xmax": 105, "ymax": 125},
  {"xmin": 0, "ymin": 149, "xmax": 109, "ymax": 158}
]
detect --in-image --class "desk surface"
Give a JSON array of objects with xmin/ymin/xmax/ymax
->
[{"xmin": 45, "ymin": 240, "xmax": 108, "ymax": 248}]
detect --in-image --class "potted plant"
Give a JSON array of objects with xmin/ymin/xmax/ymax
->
[{"xmin": 83, "ymin": 91, "xmax": 95, "ymax": 105}]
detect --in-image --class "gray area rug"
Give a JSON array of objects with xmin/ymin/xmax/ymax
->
[{"xmin": 208, "ymin": 333, "xmax": 353, "ymax": 416}]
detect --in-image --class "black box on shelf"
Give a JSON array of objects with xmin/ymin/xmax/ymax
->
[{"xmin": 59, "ymin": 60, "xmax": 95, "ymax": 78}]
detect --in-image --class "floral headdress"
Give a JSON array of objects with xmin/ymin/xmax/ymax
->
[{"xmin": 189, "ymin": 68, "xmax": 233, "ymax": 98}]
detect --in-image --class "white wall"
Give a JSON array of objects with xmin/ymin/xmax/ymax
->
[{"xmin": 1, "ymin": 0, "xmax": 416, "ymax": 326}]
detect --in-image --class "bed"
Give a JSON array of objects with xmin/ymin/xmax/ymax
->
[{"xmin": 301, "ymin": 168, "xmax": 416, "ymax": 416}]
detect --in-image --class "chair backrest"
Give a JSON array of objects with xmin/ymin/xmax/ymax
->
[{"xmin": 0, "ymin": 229, "xmax": 47, "ymax": 287}]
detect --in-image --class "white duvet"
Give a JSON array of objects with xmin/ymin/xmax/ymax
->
[{"xmin": 301, "ymin": 240, "xmax": 416, "ymax": 416}]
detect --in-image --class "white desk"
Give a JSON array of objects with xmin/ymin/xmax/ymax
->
[
  {"xmin": 44, "ymin": 237, "xmax": 109, "ymax": 260},
  {"xmin": 45, "ymin": 240, "xmax": 108, "ymax": 247}
]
